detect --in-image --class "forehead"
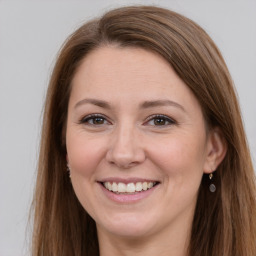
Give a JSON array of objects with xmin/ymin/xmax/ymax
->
[
  {"xmin": 70, "ymin": 46, "xmax": 201, "ymax": 112},
  {"xmin": 73, "ymin": 46, "xmax": 175, "ymax": 90}
]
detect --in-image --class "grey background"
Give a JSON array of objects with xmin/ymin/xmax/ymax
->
[{"xmin": 0, "ymin": 0, "xmax": 255, "ymax": 255}]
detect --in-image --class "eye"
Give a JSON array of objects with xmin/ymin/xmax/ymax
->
[
  {"xmin": 145, "ymin": 114, "xmax": 176, "ymax": 126},
  {"xmin": 79, "ymin": 114, "xmax": 110, "ymax": 126}
]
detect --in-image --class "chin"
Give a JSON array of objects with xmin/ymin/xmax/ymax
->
[{"xmin": 97, "ymin": 212, "xmax": 156, "ymax": 238}]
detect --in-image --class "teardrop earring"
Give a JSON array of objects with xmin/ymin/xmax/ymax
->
[{"xmin": 209, "ymin": 173, "xmax": 216, "ymax": 192}]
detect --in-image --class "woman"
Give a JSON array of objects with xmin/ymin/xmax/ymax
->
[{"xmin": 32, "ymin": 5, "xmax": 256, "ymax": 256}]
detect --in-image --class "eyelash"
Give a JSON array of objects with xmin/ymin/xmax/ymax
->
[
  {"xmin": 144, "ymin": 114, "xmax": 176, "ymax": 126},
  {"xmin": 79, "ymin": 114, "xmax": 111, "ymax": 126},
  {"xmin": 79, "ymin": 114, "xmax": 176, "ymax": 127}
]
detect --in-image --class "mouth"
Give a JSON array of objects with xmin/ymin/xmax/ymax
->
[{"xmin": 100, "ymin": 181, "xmax": 160, "ymax": 194}]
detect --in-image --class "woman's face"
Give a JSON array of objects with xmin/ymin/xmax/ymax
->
[{"xmin": 66, "ymin": 46, "xmax": 214, "ymax": 239}]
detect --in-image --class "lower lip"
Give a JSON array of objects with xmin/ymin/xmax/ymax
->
[{"xmin": 99, "ymin": 183, "xmax": 159, "ymax": 203}]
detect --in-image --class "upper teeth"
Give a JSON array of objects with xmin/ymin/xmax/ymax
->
[{"xmin": 103, "ymin": 181, "xmax": 156, "ymax": 193}]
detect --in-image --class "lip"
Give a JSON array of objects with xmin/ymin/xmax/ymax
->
[{"xmin": 98, "ymin": 181, "xmax": 160, "ymax": 204}]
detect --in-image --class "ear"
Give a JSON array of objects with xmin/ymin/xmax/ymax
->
[{"xmin": 203, "ymin": 127, "xmax": 227, "ymax": 174}]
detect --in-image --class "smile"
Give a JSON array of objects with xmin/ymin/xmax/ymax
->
[{"xmin": 103, "ymin": 181, "xmax": 158, "ymax": 194}]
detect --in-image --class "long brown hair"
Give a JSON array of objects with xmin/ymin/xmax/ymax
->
[{"xmin": 31, "ymin": 5, "xmax": 256, "ymax": 256}]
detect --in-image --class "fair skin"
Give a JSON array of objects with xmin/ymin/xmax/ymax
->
[{"xmin": 66, "ymin": 46, "xmax": 226, "ymax": 256}]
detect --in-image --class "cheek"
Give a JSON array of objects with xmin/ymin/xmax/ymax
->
[
  {"xmin": 66, "ymin": 131, "xmax": 106, "ymax": 176},
  {"xmin": 66, "ymin": 132, "xmax": 107, "ymax": 215},
  {"xmin": 148, "ymin": 133, "xmax": 207, "ymax": 179}
]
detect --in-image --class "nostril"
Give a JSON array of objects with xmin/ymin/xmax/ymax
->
[{"xmin": 106, "ymin": 153, "xmax": 142, "ymax": 169}]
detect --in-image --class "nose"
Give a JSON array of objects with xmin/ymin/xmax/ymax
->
[{"xmin": 106, "ymin": 124, "xmax": 146, "ymax": 169}]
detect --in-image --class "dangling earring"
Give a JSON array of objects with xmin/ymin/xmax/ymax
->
[
  {"xmin": 67, "ymin": 163, "xmax": 71, "ymax": 178},
  {"xmin": 209, "ymin": 173, "xmax": 216, "ymax": 192}
]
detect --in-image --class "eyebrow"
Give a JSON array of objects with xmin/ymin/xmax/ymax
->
[
  {"xmin": 74, "ymin": 98, "xmax": 185, "ymax": 112},
  {"xmin": 140, "ymin": 100, "xmax": 185, "ymax": 112},
  {"xmin": 74, "ymin": 98, "xmax": 111, "ymax": 109}
]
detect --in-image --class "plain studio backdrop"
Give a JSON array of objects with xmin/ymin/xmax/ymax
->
[{"xmin": 0, "ymin": 0, "xmax": 255, "ymax": 255}]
